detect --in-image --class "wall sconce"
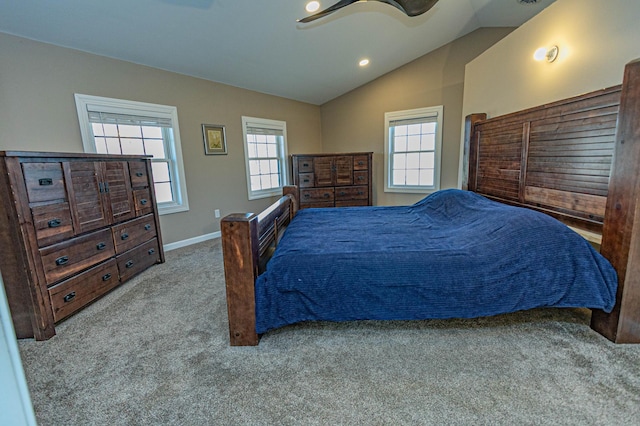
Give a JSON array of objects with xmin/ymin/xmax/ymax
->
[{"xmin": 534, "ymin": 45, "xmax": 559, "ymax": 63}]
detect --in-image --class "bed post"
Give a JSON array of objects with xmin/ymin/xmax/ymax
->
[
  {"xmin": 283, "ymin": 185, "xmax": 299, "ymax": 215},
  {"xmin": 221, "ymin": 213, "xmax": 260, "ymax": 346},
  {"xmin": 591, "ymin": 59, "xmax": 640, "ymax": 343},
  {"xmin": 462, "ymin": 113, "xmax": 487, "ymax": 191}
]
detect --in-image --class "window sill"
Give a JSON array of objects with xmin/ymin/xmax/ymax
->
[
  {"xmin": 384, "ymin": 186, "xmax": 438, "ymax": 194},
  {"xmin": 158, "ymin": 203, "xmax": 190, "ymax": 216},
  {"xmin": 248, "ymin": 190, "xmax": 282, "ymax": 201}
]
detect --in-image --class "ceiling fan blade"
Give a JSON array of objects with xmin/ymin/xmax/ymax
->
[
  {"xmin": 297, "ymin": 0, "xmax": 439, "ymax": 23},
  {"xmin": 390, "ymin": 0, "xmax": 439, "ymax": 17},
  {"xmin": 297, "ymin": 0, "xmax": 360, "ymax": 23}
]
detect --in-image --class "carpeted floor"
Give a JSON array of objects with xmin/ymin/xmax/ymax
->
[{"xmin": 18, "ymin": 239, "xmax": 640, "ymax": 425}]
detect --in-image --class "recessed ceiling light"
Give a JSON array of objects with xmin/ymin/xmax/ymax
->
[
  {"xmin": 359, "ymin": 59, "xmax": 370, "ymax": 67},
  {"xmin": 306, "ymin": 1, "xmax": 320, "ymax": 13}
]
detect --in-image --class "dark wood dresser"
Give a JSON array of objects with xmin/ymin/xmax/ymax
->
[
  {"xmin": 0, "ymin": 151, "xmax": 164, "ymax": 340},
  {"xmin": 291, "ymin": 152, "xmax": 373, "ymax": 209}
]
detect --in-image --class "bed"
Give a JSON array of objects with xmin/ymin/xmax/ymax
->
[{"xmin": 221, "ymin": 59, "xmax": 640, "ymax": 346}]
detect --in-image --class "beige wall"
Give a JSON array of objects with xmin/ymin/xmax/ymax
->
[
  {"xmin": 320, "ymin": 27, "xmax": 514, "ymax": 206},
  {"xmin": 463, "ymin": 0, "xmax": 640, "ymax": 121},
  {"xmin": 0, "ymin": 33, "xmax": 322, "ymax": 245}
]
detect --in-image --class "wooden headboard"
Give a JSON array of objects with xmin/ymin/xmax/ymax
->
[
  {"xmin": 464, "ymin": 85, "xmax": 621, "ymax": 237},
  {"xmin": 464, "ymin": 59, "xmax": 640, "ymax": 343}
]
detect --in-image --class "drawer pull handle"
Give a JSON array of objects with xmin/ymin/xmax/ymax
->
[
  {"xmin": 121, "ymin": 233, "xmax": 129, "ymax": 240},
  {"xmin": 358, "ymin": 161, "xmax": 364, "ymax": 165},
  {"xmin": 144, "ymin": 224, "xmax": 151, "ymax": 231},
  {"xmin": 148, "ymin": 248, "xmax": 155, "ymax": 255},
  {"xmin": 125, "ymin": 260, "xmax": 134, "ymax": 268},
  {"xmin": 323, "ymin": 193, "xmax": 330, "ymax": 198},
  {"xmin": 303, "ymin": 179, "xmax": 309, "ymax": 183},
  {"xmin": 48, "ymin": 218, "xmax": 62, "ymax": 228},
  {"xmin": 136, "ymin": 172, "xmax": 144, "ymax": 177},
  {"xmin": 358, "ymin": 191, "xmax": 364, "ymax": 195},
  {"xmin": 55, "ymin": 256, "xmax": 69, "ymax": 266},
  {"xmin": 39, "ymin": 178, "xmax": 53, "ymax": 186},
  {"xmin": 104, "ymin": 182, "xmax": 110, "ymax": 193},
  {"xmin": 340, "ymin": 191, "xmax": 346, "ymax": 196},
  {"xmin": 358, "ymin": 176, "xmax": 364, "ymax": 181},
  {"xmin": 303, "ymin": 163, "xmax": 309, "ymax": 167},
  {"xmin": 102, "ymin": 273, "xmax": 112, "ymax": 281},
  {"xmin": 96, "ymin": 242, "xmax": 106, "ymax": 250},
  {"xmin": 63, "ymin": 292, "xmax": 76, "ymax": 303},
  {"xmin": 304, "ymin": 194, "xmax": 310, "ymax": 198}
]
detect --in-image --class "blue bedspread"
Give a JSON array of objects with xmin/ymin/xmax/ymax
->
[{"xmin": 254, "ymin": 189, "xmax": 617, "ymax": 334}]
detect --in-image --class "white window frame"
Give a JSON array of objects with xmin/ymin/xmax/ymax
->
[
  {"xmin": 384, "ymin": 106, "xmax": 444, "ymax": 194},
  {"xmin": 241, "ymin": 116, "xmax": 289, "ymax": 200},
  {"xmin": 74, "ymin": 93, "xmax": 189, "ymax": 215}
]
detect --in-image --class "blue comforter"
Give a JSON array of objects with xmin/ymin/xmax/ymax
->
[{"xmin": 254, "ymin": 189, "xmax": 617, "ymax": 334}]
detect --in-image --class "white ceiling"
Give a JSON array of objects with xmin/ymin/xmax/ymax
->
[{"xmin": 0, "ymin": 0, "xmax": 555, "ymax": 105}]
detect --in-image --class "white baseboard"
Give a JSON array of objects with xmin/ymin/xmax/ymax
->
[{"xmin": 163, "ymin": 231, "xmax": 221, "ymax": 252}]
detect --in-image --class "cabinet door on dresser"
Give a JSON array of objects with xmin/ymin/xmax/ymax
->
[
  {"xmin": 312, "ymin": 156, "xmax": 353, "ymax": 187},
  {"xmin": 64, "ymin": 161, "xmax": 136, "ymax": 234},
  {"xmin": 313, "ymin": 157, "xmax": 334, "ymax": 187},
  {"xmin": 103, "ymin": 161, "xmax": 135, "ymax": 223},
  {"xmin": 333, "ymin": 156, "xmax": 354, "ymax": 186},
  {"xmin": 64, "ymin": 161, "xmax": 110, "ymax": 234}
]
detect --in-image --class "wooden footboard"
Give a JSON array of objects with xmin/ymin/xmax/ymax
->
[{"xmin": 220, "ymin": 186, "xmax": 298, "ymax": 345}]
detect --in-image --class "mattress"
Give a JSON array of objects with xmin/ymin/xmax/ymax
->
[{"xmin": 254, "ymin": 189, "xmax": 618, "ymax": 334}]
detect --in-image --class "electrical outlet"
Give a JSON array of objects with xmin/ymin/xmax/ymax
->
[{"xmin": 214, "ymin": 209, "xmax": 221, "ymax": 218}]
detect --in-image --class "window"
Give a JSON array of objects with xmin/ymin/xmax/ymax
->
[
  {"xmin": 242, "ymin": 117, "xmax": 289, "ymax": 200},
  {"xmin": 384, "ymin": 106, "xmax": 443, "ymax": 193},
  {"xmin": 74, "ymin": 94, "xmax": 189, "ymax": 215}
]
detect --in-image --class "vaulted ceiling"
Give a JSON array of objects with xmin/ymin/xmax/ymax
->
[{"xmin": 0, "ymin": 0, "xmax": 555, "ymax": 105}]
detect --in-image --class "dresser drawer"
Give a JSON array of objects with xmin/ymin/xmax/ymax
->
[
  {"xmin": 128, "ymin": 161, "xmax": 149, "ymax": 188},
  {"xmin": 40, "ymin": 228, "xmax": 115, "ymax": 285},
  {"xmin": 298, "ymin": 173, "xmax": 314, "ymax": 187},
  {"xmin": 297, "ymin": 157, "xmax": 314, "ymax": 173},
  {"xmin": 32, "ymin": 202, "xmax": 74, "ymax": 247},
  {"xmin": 48, "ymin": 259, "xmax": 120, "ymax": 322},
  {"xmin": 300, "ymin": 188, "xmax": 334, "ymax": 204},
  {"xmin": 335, "ymin": 200, "xmax": 369, "ymax": 207},
  {"xmin": 353, "ymin": 155, "xmax": 369, "ymax": 171},
  {"xmin": 117, "ymin": 238, "xmax": 161, "ymax": 281},
  {"xmin": 22, "ymin": 162, "xmax": 67, "ymax": 203},
  {"xmin": 112, "ymin": 214, "xmax": 157, "ymax": 254},
  {"xmin": 353, "ymin": 170, "xmax": 368, "ymax": 185},
  {"xmin": 335, "ymin": 185, "xmax": 368, "ymax": 201},
  {"xmin": 133, "ymin": 188, "xmax": 154, "ymax": 216},
  {"xmin": 300, "ymin": 201, "xmax": 335, "ymax": 208}
]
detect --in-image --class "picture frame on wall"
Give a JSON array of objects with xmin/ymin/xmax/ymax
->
[{"xmin": 202, "ymin": 124, "xmax": 227, "ymax": 155}]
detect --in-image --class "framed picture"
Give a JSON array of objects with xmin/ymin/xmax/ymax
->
[{"xmin": 202, "ymin": 124, "xmax": 227, "ymax": 155}]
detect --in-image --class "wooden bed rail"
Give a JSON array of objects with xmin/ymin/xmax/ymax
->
[{"xmin": 221, "ymin": 187, "xmax": 297, "ymax": 346}]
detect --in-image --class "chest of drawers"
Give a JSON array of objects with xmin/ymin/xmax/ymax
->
[
  {"xmin": 291, "ymin": 152, "xmax": 373, "ymax": 209},
  {"xmin": 0, "ymin": 151, "xmax": 164, "ymax": 340}
]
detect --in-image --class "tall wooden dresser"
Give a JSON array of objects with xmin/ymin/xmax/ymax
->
[
  {"xmin": 291, "ymin": 152, "xmax": 373, "ymax": 208},
  {"xmin": 0, "ymin": 151, "xmax": 164, "ymax": 340}
]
